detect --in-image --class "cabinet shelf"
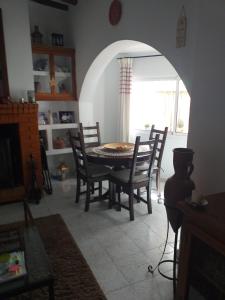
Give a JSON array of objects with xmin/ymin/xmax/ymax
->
[
  {"xmin": 46, "ymin": 148, "xmax": 73, "ymax": 156},
  {"xmin": 33, "ymin": 70, "xmax": 49, "ymax": 76},
  {"xmin": 55, "ymin": 72, "xmax": 71, "ymax": 78},
  {"xmin": 39, "ymin": 123, "xmax": 78, "ymax": 156},
  {"xmin": 39, "ymin": 123, "xmax": 78, "ymax": 130},
  {"xmin": 33, "ymin": 71, "xmax": 71, "ymax": 78}
]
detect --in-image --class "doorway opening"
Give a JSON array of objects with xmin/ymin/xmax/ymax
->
[{"xmin": 79, "ymin": 40, "xmax": 191, "ymax": 180}]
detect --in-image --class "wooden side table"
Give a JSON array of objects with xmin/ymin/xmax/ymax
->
[{"xmin": 176, "ymin": 192, "xmax": 225, "ymax": 300}]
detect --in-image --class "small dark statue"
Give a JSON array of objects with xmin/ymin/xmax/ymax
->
[
  {"xmin": 164, "ymin": 148, "xmax": 195, "ymax": 232},
  {"xmin": 31, "ymin": 25, "xmax": 43, "ymax": 45}
]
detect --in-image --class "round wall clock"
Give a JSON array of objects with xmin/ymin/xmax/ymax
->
[{"xmin": 109, "ymin": 0, "xmax": 122, "ymax": 26}]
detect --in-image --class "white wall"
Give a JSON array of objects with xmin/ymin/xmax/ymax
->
[
  {"xmin": 71, "ymin": 0, "xmax": 225, "ymax": 195},
  {"xmin": 29, "ymin": 1, "xmax": 72, "ymax": 47},
  {"xmin": 0, "ymin": 0, "xmax": 33, "ymax": 100},
  {"xmin": 103, "ymin": 58, "xmax": 120, "ymax": 142},
  {"xmin": 135, "ymin": 130, "xmax": 187, "ymax": 180},
  {"xmin": 133, "ymin": 56, "xmax": 178, "ymax": 80}
]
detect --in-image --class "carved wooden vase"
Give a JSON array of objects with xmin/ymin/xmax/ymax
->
[{"xmin": 164, "ymin": 148, "xmax": 195, "ymax": 232}]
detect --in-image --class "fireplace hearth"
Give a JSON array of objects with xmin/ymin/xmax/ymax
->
[{"xmin": 0, "ymin": 104, "xmax": 42, "ymax": 203}]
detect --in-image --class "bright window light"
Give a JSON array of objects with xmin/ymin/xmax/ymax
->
[
  {"xmin": 176, "ymin": 80, "xmax": 190, "ymax": 133},
  {"xmin": 130, "ymin": 79, "xmax": 190, "ymax": 136}
]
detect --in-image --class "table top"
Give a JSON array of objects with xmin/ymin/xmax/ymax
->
[
  {"xmin": 0, "ymin": 225, "xmax": 53, "ymax": 297},
  {"xmin": 178, "ymin": 192, "xmax": 225, "ymax": 244},
  {"xmin": 86, "ymin": 145, "xmax": 134, "ymax": 168}
]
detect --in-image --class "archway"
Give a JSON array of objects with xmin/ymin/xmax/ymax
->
[
  {"xmin": 79, "ymin": 40, "xmax": 157, "ymax": 123},
  {"xmin": 79, "ymin": 40, "xmax": 190, "ymax": 179}
]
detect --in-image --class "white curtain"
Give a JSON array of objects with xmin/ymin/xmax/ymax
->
[{"xmin": 119, "ymin": 57, "xmax": 133, "ymax": 142}]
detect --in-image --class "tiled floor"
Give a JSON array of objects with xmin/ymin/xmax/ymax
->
[{"xmin": 0, "ymin": 179, "xmax": 175, "ymax": 300}]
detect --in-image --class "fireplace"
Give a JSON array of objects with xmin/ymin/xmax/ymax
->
[
  {"xmin": 0, "ymin": 124, "xmax": 22, "ymax": 188},
  {"xmin": 0, "ymin": 104, "xmax": 42, "ymax": 203}
]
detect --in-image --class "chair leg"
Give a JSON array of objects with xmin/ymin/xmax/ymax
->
[
  {"xmin": 76, "ymin": 175, "xmax": 81, "ymax": 203},
  {"xmin": 156, "ymin": 170, "xmax": 161, "ymax": 199},
  {"xmin": 146, "ymin": 184, "xmax": 152, "ymax": 214},
  {"xmin": 137, "ymin": 188, "xmax": 141, "ymax": 203},
  {"xmin": 129, "ymin": 191, "xmax": 134, "ymax": 221},
  {"xmin": 91, "ymin": 183, "xmax": 95, "ymax": 194},
  {"xmin": 108, "ymin": 182, "xmax": 113, "ymax": 209},
  {"xmin": 117, "ymin": 189, "xmax": 121, "ymax": 211},
  {"xmin": 85, "ymin": 182, "xmax": 91, "ymax": 212},
  {"xmin": 99, "ymin": 181, "xmax": 102, "ymax": 199}
]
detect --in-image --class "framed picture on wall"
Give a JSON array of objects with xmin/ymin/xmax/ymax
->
[{"xmin": 59, "ymin": 111, "xmax": 75, "ymax": 123}]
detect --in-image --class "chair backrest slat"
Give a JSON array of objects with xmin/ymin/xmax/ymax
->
[
  {"xmin": 69, "ymin": 130, "xmax": 90, "ymax": 177},
  {"xmin": 149, "ymin": 125, "xmax": 168, "ymax": 169},
  {"xmin": 129, "ymin": 135, "xmax": 159, "ymax": 183},
  {"xmin": 79, "ymin": 122, "xmax": 101, "ymax": 148},
  {"xmin": 82, "ymin": 125, "xmax": 98, "ymax": 130},
  {"xmin": 84, "ymin": 142, "xmax": 100, "ymax": 148},
  {"xmin": 83, "ymin": 134, "xmax": 99, "ymax": 138}
]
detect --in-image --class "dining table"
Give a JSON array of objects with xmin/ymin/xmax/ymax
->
[
  {"xmin": 86, "ymin": 142, "xmax": 135, "ymax": 169},
  {"xmin": 86, "ymin": 143, "xmax": 135, "ymax": 204},
  {"xmin": 86, "ymin": 142, "xmax": 150, "ymax": 206}
]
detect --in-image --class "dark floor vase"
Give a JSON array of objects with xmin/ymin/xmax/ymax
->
[{"xmin": 164, "ymin": 148, "xmax": 195, "ymax": 232}]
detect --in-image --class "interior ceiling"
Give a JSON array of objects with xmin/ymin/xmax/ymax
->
[{"xmin": 30, "ymin": 0, "xmax": 78, "ymax": 11}]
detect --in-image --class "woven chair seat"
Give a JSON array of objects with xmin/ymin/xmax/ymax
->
[
  {"xmin": 110, "ymin": 169, "xmax": 148, "ymax": 185},
  {"xmin": 79, "ymin": 164, "xmax": 110, "ymax": 179}
]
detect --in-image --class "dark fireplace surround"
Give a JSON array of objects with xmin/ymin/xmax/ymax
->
[
  {"xmin": 0, "ymin": 123, "xmax": 22, "ymax": 189},
  {"xmin": 0, "ymin": 104, "xmax": 42, "ymax": 203}
]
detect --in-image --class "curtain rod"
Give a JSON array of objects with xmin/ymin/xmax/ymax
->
[{"xmin": 117, "ymin": 54, "xmax": 163, "ymax": 59}]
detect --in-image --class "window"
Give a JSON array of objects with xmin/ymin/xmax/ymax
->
[
  {"xmin": 129, "ymin": 78, "xmax": 190, "ymax": 135},
  {"xmin": 176, "ymin": 80, "xmax": 190, "ymax": 133}
]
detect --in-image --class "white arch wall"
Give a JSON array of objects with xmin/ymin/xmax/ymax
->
[
  {"xmin": 78, "ymin": 40, "xmax": 157, "ymax": 144},
  {"xmin": 69, "ymin": 0, "xmax": 225, "ymax": 195}
]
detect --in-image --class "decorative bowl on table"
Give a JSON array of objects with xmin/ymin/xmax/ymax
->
[{"xmin": 103, "ymin": 142, "xmax": 134, "ymax": 152}]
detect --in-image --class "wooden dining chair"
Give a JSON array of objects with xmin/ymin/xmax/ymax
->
[
  {"xmin": 79, "ymin": 122, "xmax": 101, "ymax": 148},
  {"xmin": 79, "ymin": 122, "xmax": 102, "ymax": 190},
  {"xmin": 149, "ymin": 125, "xmax": 168, "ymax": 197},
  {"xmin": 136, "ymin": 125, "xmax": 168, "ymax": 198},
  {"xmin": 69, "ymin": 131, "xmax": 110, "ymax": 212},
  {"xmin": 109, "ymin": 135, "xmax": 159, "ymax": 221}
]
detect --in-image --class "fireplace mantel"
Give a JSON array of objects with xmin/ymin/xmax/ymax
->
[{"xmin": 0, "ymin": 103, "xmax": 42, "ymax": 203}]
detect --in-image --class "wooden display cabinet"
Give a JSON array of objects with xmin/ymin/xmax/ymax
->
[
  {"xmin": 32, "ymin": 45, "xmax": 77, "ymax": 101},
  {"xmin": 176, "ymin": 193, "xmax": 225, "ymax": 300}
]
